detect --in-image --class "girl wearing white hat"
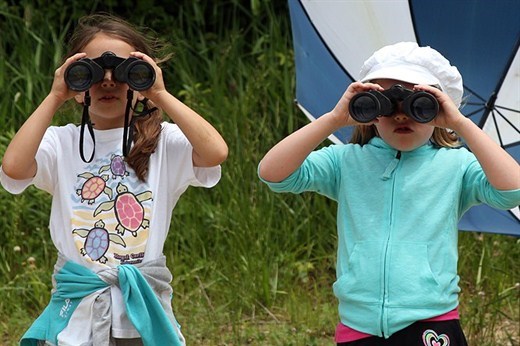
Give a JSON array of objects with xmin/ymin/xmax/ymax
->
[{"xmin": 258, "ymin": 42, "xmax": 519, "ymax": 345}]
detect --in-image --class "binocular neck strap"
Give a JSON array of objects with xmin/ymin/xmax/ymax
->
[
  {"xmin": 122, "ymin": 90, "xmax": 134, "ymax": 157},
  {"xmin": 79, "ymin": 91, "xmax": 96, "ymax": 163},
  {"xmin": 122, "ymin": 90, "xmax": 158, "ymax": 158},
  {"xmin": 78, "ymin": 90, "xmax": 159, "ymax": 162}
]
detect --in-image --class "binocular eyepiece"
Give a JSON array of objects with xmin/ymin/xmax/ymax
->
[
  {"xmin": 348, "ymin": 84, "xmax": 439, "ymax": 123},
  {"xmin": 64, "ymin": 51, "xmax": 156, "ymax": 92}
]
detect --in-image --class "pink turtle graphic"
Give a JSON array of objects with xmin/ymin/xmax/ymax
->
[
  {"xmin": 76, "ymin": 173, "xmax": 113, "ymax": 204},
  {"xmin": 72, "ymin": 220, "xmax": 126, "ymax": 264},
  {"xmin": 94, "ymin": 182, "xmax": 152, "ymax": 237},
  {"xmin": 99, "ymin": 154, "xmax": 130, "ymax": 180}
]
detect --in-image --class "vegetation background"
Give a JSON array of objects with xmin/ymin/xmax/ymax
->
[{"xmin": 0, "ymin": 1, "xmax": 518, "ymax": 345}]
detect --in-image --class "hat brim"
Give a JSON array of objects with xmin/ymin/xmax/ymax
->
[{"xmin": 360, "ymin": 64, "xmax": 442, "ymax": 88}]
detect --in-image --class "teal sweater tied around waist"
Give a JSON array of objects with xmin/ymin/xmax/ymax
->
[{"xmin": 20, "ymin": 254, "xmax": 183, "ymax": 346}]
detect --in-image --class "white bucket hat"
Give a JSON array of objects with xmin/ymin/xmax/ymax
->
[{"xmin": 359, "ymin": 42, "xmax": 464, "ymax": 107}]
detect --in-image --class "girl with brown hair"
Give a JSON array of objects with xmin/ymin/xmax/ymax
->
[{"xmin": 1, "ymin": 13, "xmax": 227, "ymax": 346}]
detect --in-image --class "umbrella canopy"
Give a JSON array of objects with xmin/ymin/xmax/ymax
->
[{"xmin": 288, "ymin": 0, "xmax": 519, "ymax": 236}]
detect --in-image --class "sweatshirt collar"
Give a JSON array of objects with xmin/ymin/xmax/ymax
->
[
  {"xmin": 368, "ymin": 136, "xmax": 434, "ymax": 156},
  {"xmin": 367, "ymin": 137, "xmax": 435, "ymax": 180}
]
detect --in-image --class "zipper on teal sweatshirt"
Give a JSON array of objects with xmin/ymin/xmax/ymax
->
[{"xmin": 380, "ymin": 150, "xmax": 401, "ymax": 337}]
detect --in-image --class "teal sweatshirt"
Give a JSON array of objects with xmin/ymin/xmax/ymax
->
[
  {"xmin": 20, "ymin": 254, "xmax": 183, "ymax": 346},
  {"xmin": 259, "ymin": 137, "xmax": 519, "ymax": 338}
]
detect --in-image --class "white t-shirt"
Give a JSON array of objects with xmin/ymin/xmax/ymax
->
[{"xmin": 0, "ymin": 121, "xmax": 220, "ymax": 338}]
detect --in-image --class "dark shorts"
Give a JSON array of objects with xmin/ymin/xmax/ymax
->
[{"xmin": 337, "ymin": 320, "xmax": 468, "ymax": 346}]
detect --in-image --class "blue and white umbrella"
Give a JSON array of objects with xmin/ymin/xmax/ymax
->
[{"xmin": 288, "ymin": 0, "xmax": 519, "ymax": 235}]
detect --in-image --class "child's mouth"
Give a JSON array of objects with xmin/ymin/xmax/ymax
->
[
  {"xmin": 99, "ymin": 95, "xmax": 117, "ymax": 102},
  {"xmin": 394, "ymin": 126, "xmax": 413, "ymax": 134}
]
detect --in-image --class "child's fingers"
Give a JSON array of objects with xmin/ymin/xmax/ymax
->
[
  {"xmin": 55, "ymin": 53, "xmax": 87, "ymax": 80},
  {"xmin": 61, "ymin": 53, "xmax": 87, "ymax": 69},
  {"xmin": 413, "ymin": 84, "xmax": 448, "ymax": 100},
  {"xmin": 130, "ymin": 51, "xmax": 157, "ymax": 66},
  {"xmin": 348, "ymin": 81, "xmax": 384, "ymax": 94}
]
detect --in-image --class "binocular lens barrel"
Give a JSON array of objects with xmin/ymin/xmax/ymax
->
[
  {"xmin": 407, "ymin": 94, "xmax": 438, "ymax": 123},
  {"xmin": 349, "ymin": 93, "xmax": 381, "ymax": 123},
  {"xmin": 65, "ymin": 63, "xmax": 95, "ymax": 92},
  {"xmin": 125, "ymin": 62, "xmax": 155, "ymax": 91}
]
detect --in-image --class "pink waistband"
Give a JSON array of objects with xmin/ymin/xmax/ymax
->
[{"xmin": 335, "ymin": 307, "xmax": 459, "ymax": 342}]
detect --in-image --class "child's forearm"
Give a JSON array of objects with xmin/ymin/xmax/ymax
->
[
  {"xmin": 453, "ymin": 117, "xmax": 520, "ymax": 190},
  {"xmin": 152, "ymin": 90, "xmax": 228, "ymax": 167},
  {"xmin": 259, "ymin": 82, "xmax": 379, "ymax": 182},
  {"xmin": 259, "ymin": 112, "xmax": 343, "ymax": 182},
  {"xmin": 2, "ymin": 94, "xmax": 62, "ymax": 180}
]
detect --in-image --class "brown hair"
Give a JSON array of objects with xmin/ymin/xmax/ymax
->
[
  {"xmin": 66, "ymin": 13, "xmax": 170, "ymax": 181},
  {"xmin": 349, "ymin": 124, "xmax": 461, "ymax": 148}
]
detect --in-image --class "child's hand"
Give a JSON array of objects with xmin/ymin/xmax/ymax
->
[
  {"xmin": 330, "ymin": 81, "xmax": 384, "ymax": 127},
  {"xmin": 129, "ymin": 52, "xmax": 166, "ymax": 100},
  {"xmin": 50, "ymin": 53, "xmax": 87, "ymax": 103},
  {"xmin": 414, "ymin": 84, "xmax": 466, "ymax": 130}
]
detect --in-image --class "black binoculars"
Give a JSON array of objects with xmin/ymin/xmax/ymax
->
[
  {"xmin": 348, "ymin": 84, "xmax": 439, "ymax": 123},
  {"xmin": 64, "ymin": 51, "xmax": 156, "ymax": 92}
]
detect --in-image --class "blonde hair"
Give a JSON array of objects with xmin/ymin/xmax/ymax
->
[{"xmin": 349, "ymin": 125, "xmax": 461, "ymax": 148}]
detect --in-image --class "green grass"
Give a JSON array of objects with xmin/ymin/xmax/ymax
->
[{"xmin": 0, "ymin": 1, "xmax": 519, "ymax": 345}]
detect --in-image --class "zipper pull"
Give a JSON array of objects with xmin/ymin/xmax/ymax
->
[{"xmin": 381, "ymin": 150, "xmax": 401, "ymax": 180}]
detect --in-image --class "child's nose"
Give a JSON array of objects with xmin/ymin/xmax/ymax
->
[
  {"xmin": 392, "ymin": 103, "xmax": 409, "ymax": 122},
  {"xmin": 393, "ymin": 113, "xmax": 409, "ymax": 122},
  {"xmin": 101, "ymin": 69, "xmax": 116, "ymax": 88}
]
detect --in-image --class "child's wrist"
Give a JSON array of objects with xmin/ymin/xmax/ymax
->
[
  {"xmin": 449, "ymin": 115, "xmax": 472, "ymax": 133},
  {"xmin": 147, "ymin": 89, "xmax": 170, "ymax": 108},
  {"xmin": 45, "ymin": 93, "xmax": 67, "ymax": 109},
  {"xmin": 326, "ymin": 110, "xmax": 349, "ymax": 130}
]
